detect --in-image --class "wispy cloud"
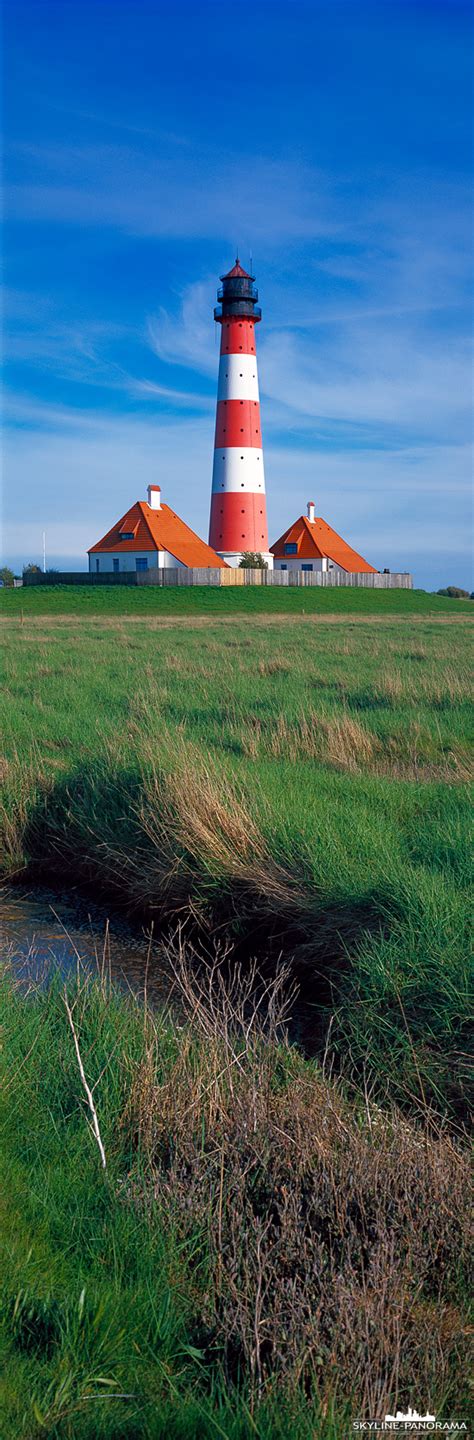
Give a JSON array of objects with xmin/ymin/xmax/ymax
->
[
  {"xmin": 147, "ymin": 280, "xmax": 217, "ymax": 376},
  {"xmin": 6, "ymin": 141, "xmax": 333, "ymax": 244}
]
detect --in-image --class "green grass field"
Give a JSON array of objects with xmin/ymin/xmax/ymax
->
[
  {"xmin": 1, "ymin": 587, "xmax": 472, "ymax": 1436},
  {"xmin": 2, "ymin": 591, "xmax": 472, "ymax": 1113}
]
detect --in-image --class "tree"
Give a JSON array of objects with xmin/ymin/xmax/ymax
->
[
  {"xmin": 238, "ymin": 552, "xmax": 268, "ymax": 570},
  {"xmin": 23, "ymin": 564, "xmax": 42, "ymax": 575},
  {"xmin": 436, "ymin": 586, "xmax": 470, "ymax": 599},
  {"xmin": 0, "ymin": 566, "xmax": 14, "ymax": 587}
]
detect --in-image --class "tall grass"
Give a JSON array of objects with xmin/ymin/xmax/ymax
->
[{"xmin": 1, "ymin": 952, "xmax": 470, "ymax": 1439}]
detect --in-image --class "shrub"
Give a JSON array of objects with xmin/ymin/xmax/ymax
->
[
  {"xmin": 238, "ymin": 551, "xmax": 268, "ymax": 569},
  {"xmin": 436, "ymin": 586, "xmax": 470, "ymax": 598}
]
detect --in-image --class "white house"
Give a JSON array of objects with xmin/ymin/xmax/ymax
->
[
  {"xmin": 88, "ymin": 485, "xmax": 228, "ymax": 574},
  {"xmin": 270, "ymin": 501, "xmax": 377, "ymax": 574}
]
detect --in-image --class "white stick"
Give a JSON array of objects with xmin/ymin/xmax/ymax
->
[{"xmin": 63, "ymin": 993, "xmax": 107, "ymax": 1169}]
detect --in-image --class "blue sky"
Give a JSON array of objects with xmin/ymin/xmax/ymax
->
[{"xmin": 3, "ymin": 0, "xmax": 473, "ymax": 587}]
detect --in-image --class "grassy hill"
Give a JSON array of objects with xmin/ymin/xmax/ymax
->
[{"xmin": 1, "ymin": 582, "xmax": 472, "ymax": 617}]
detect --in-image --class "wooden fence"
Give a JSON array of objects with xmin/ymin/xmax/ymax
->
[{"xmin": 23, "ymin": 568, "xmax": 413, "ymax": 589}]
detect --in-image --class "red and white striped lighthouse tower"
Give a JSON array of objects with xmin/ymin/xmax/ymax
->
[{"xmin": 209, "ymin": 259, "xmax": 271, "ymax": 567}]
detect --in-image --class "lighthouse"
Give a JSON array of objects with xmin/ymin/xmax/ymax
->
[{"xmin": 209, "ymin": 259, "xmax": 271, "ymax": 567}]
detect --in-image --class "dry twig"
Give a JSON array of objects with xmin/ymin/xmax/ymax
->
[{"xmin": 63, "ymin": 990, "xmax": 107, "ymax": 1169}]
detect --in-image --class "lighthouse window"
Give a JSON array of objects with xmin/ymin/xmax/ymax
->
[{"xmin": 285, "ymin": 543, "xmax": 298, "ymax": 555}]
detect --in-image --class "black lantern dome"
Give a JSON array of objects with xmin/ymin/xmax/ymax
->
[{"xmin": 214, "ymin": 257, "xmax": 261, "ymax": 323}]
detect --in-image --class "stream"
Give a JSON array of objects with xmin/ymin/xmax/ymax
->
[
  {"xmin": 1, "ymin": 883, "xmax": 322, "ymax": 1052},
  {"xmin": 0, "ymin": 883, "xmax": 176, "ymax": 1007}
]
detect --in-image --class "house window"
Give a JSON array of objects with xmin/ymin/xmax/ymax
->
[
  {"xmin": 302, "ymin": 563, "xmax": 313, "ymax": 572},
  {"xmin": 113, "ymin": 559, "xmax": 119, "ymax": 573},
  {"xmin": 280, "ymin": 564, "xmax": 287, "ymax": 571},
  {"xmin": 284, "ymin": 543, "xmax": 297, "ymax": 555},
  {"xmin": 136, "ymin": 558, "xmax": 148, "ymax": 572},
  {"xmin": 119, "ymin": 532, "xmax": 134, "ymax": 541}
]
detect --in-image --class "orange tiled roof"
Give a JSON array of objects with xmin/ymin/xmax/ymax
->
[
  {"xmin": 270, "ymin": 514, "xmax": 377, "ymax": 573},
  {"xmin": 89, "ymin": 501, "xmax": 228, "ymax": 568}
]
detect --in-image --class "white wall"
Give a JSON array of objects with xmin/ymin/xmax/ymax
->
[
  {"xmin": 89, "ymin": 550, "xmax": 186, "ymax": 573},
  {"xmin": 220, "ymin": 551, "xmax": 274, "ymax": 570},
  {"xmin": 159, "ymin": 551, "xmax": 186, "ymax": 571},
  {"xmin": 273, "ymin": 556, "xmax": 337, "ymax": 573}
]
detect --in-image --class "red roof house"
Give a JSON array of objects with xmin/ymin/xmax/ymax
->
[
  {"xmin": 270, "ymin": 501, "xmax": 377, "ymax": 574},
  {"xmin": 88, "ymin": 486, "xmax": 228, "ymax": 574}
]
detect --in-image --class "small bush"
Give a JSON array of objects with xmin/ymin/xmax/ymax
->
[
  {"xmin": 436, "ymin": 586, "xmax": 470, "ymax": 598},
  {"xmin": 238, "ymin": 551, "xmax": 268, "ymax": 569}
]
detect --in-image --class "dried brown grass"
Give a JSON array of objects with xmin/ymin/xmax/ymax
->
[
  {"xmin": 238, "ymin": 709, "xmax": 473, "ymax": 782},
  {"xmin": 100, "ymin": 731, "xmax": 305, "ymax": 922},
  {"xmin": 375, "ymin": 666, "xmax": 472, "ymax": 708},
  {"xmin": 257, "ymin": 658, "xmax": 291, "ymax": 677},
  {"xmin": 0, "ymin": 748, "xmax": 54, "ymax": 873},
  {"xmin": 123, "ymin": 940, "xmax": 471, "ymax": 1413}
]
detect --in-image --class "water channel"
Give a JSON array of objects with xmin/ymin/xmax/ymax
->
[
  {"xmin": 1, "ymin": 883, "xmax": 322, "ymax": 1053},
  {"xmin": 0, "ymin": 882, "xmax": 176, "ymax": 1007}
]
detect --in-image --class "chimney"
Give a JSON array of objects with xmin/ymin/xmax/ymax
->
[
  {"xmin": 307, "ymin": 500, "xmax": 315, "ymax": 523},
  {"xmin": 147, "ymin": 484, "xmax": 161, "ymax": 510}
]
